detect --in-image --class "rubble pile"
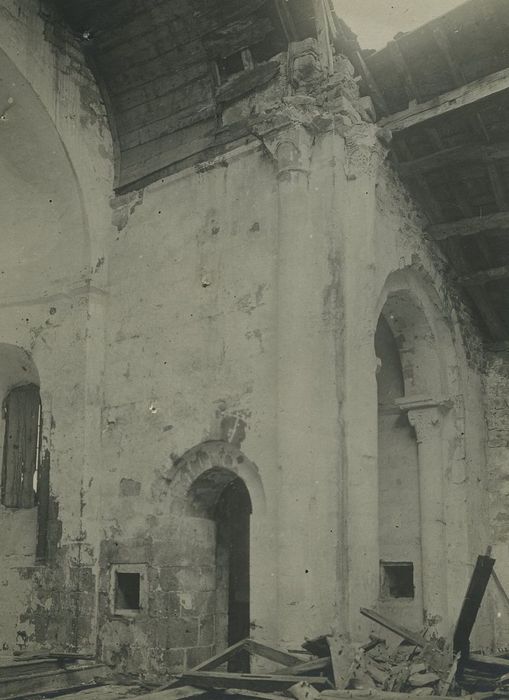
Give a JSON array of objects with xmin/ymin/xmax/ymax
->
[{"xmin": 156, "ymin": 550, "xmax": 509, "ymax": 700}]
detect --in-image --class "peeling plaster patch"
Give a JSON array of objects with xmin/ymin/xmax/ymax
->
[
  {"xmin": 220, "ymin": 414, "xmax": 248, "ymax": 447},
  {"xmin": 245, "ymin": 328, "xmax": 264, "ymax": 352},
  {"xmin": 120, "ymin": 479, "xmax": 141, "ymax": 497},
  {"xmin": 236, "ymin": 284, "xmax": 266, "ymax": 315},
  {"xmin": 111, "ymin": 190, "xmax": 144, "ymax": 232}
]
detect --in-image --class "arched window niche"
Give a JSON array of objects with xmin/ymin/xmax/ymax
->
[
  {"xmin": 374, "ymin": 271, "xmax": 461, "ymax": 636},
  {"xmin": 0, "ymin": 344, "xmax": 41, "ymax": 510}
]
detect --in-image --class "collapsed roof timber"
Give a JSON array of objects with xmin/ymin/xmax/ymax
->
[{"xmin": 0, "ymin": 0, "xmax": 509, "ymax": 698}]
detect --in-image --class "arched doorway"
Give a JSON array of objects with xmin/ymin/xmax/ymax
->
[
  {"xmin": 216, "ymin": 478, "xmax": 251, "ymax": 671},
  {"xmin": 183, "ymin": 448, "xmax": 261, "ymax": 669}
]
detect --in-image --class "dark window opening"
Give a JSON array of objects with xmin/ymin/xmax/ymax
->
[
  {"xmin": 115, "ymin": 572, "xmax": 141, "ymax": 611},
  {"xmin": 381, "ymin": 561, "xmax": 414, "ymax": 599},
  {"xmin": 2, "ymin": 383, "xmax": 42, "ymax": 509},
  {"xmin": 217, "ymin": 50, "xmax": 248, "ymax": 82}
]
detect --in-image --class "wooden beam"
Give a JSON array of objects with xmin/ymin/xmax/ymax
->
[
  {"xmin": 431, "ymin": 26, "xmax": 465, "ymax": 88},
  {"xmin": 387, "ymin": 40, "xmax": 422, "ymax": 103},
  {"xmin": 394, "ymin": 137, "xmax": 444, "ymax": 224},
  {"xmin": 189, "ymin": 639, "xmax": 249, "ymax": 672},
  {"xmin": 355, "ymin": 51, "xmax": 390, "ymax": 117},
  {"xmin": 487, "ymin": 163, "xmax": 509, "ymax": 210},
  {"xmin": 458, "ymin": 264, "xmax": 509, "ymax": 287},
  {"xmin": 445, "ymin": 238, "xmax": 509, "ymax": 340},
  {"xmin": 453, "ymin": 553, "xmax": 496, "ymax": 656},
  {"xmin": 380, "ymin": 66, "xmax": 509, "ymax": 133},
  {"xmin": 179, "ymin": 671, "xmax": 331, "ymax": 692},
  {"xmin": 321, "ymin": 691, "xmax": 477, "ymax": 700},
  {"xmin": 428, "ymin": 211, "xmax": 509, "ymax": 239},
  {"xmin": 285, "ymin": 657, "xmax": 331, "ymax": 675},
  {"xmin": 359, "ymin": 608, "xmax": 428, "ymax": 648},
  {"xmin": 243, "ymin": 640, "xmax": 302, "ymax": 667},
  {"xmin": 274, "ymin": 0, "xmax": 298, "ymax": 42},
  {"xmin": 396, "ymin": 140, "xmax": 509, "ymax": 175}
]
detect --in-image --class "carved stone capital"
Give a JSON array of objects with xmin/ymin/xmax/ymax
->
[
  {"xmin": 344, "ymin": 123, "xmax": 387, "ymax": 181},
  {"xmin": 254, "ymin": 107, "xmax": 316, "ymax": 179},
  {"xmin": 396, "ymin": 395, "xmax": 452, "ymax": 443}
]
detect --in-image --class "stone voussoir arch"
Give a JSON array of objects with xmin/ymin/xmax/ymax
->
[{"xmin": 166, "ymin": 440, "xmax": 266, "ymax": 516}]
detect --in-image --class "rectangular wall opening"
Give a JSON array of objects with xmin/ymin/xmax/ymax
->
[
  {"xmin": 114, "ymin": 572, "xmax": 141, "ymax": 611},
  {"xmin": 380, "ymin": 561, "xmax": 414, "ymax": 599}
]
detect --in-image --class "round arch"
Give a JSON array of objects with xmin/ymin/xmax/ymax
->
[
  {"xmin": 165, "ymin": 440, "xmax": 266, "ymax": 516},
  {"xmin": 374, "ymin": 267, "xmax": 461, "ymax": 399},
  {"xmin": 0, "ymin": 47, "xmax": 90, "ymax": 301},
  {"xmin": 0, "ymin": 344, "xmax": 39, "ymax": 400}
]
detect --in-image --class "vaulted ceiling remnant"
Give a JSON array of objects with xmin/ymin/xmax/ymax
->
[
  {"xmin": 356, "ymin": 0, "xmax": 509, "ymax": 341},
  {"xmin": 49, "ymin": 0, "xmax": 321, "ymax": 192}
]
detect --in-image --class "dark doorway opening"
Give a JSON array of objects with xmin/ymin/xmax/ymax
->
[{"xmin": 215, "ymin": 477, "xmax": 251, "ymax": 672}]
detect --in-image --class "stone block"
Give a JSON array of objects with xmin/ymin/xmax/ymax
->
[
  {"xmin": 158, "ymin": 566, "xmax": 180, "ymax": 592},
  {"xmin": 198, "ymin": 615, "xmax": 215, "ymax": 646},
  {"xmin": 167, "ymin": 615, "xmax": 199, "ymax": 648},
  {"xmin": 162, "ymin": 647, "xmax": 186, "ymax": 672},
  {"xmin": 192, "ymin": 590, "xmax": 216, "ymax": 616},
  {"xmin": 175, "ymin": 566, "xmax": 216, "ymax": 592},
  {"xmin": 148, "ymin": 590, "xmax": 181, "ymax": 618},
  {"xmin": 69, "ymin": 566, "xmax": 95, "ymax": 593},
  {"xmin": 185, "ymin": 645, "xmax": 214, "ymax": 670}
]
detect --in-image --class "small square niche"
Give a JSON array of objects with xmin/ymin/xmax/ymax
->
[
  {"xmin": 110, "ymin": 564, "xmax": 147, "ymax": 616},
  {"xmin": 380, "ymin": 561, "xmax": 414, "ymax": 599}
]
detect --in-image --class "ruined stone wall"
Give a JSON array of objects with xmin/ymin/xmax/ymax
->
[
  {"xmin": 484, "ymin": 345, "xmax": 509, "ymax": 648},
  {"xmin": 0, "ymin": 0, "xmax": 113, "ymax": 655},
  {"xmin": 0, "ymin": 0, "xmax": 498, "ymax": 677}
]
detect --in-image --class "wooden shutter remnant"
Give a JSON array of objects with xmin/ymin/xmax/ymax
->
[{"xmin": 2, "ymin": 383, "xmax": 41, "ymax": 508}]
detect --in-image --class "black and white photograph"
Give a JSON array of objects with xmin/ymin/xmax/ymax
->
[{"xmin": 1, "ymin": 1, "xmax": 509, "ymax": 698}]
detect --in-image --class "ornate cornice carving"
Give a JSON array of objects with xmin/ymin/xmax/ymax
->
[{"xmin": 344, "ymin": 123, "xmax": 388, "ymax": 181}]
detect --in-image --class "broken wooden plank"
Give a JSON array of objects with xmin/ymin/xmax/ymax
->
[
  {"xmin": 244, "ymin": 639, "xmax": 302, "ymax": 668},
  {"xmin": 380, "ymin": 66, "xmax": 509, "ymax": 133},
  {"xmin": 321, "ymin": 691, "xmax": 477, "ymax": 700},
  {"xmin": 467, "ymin": 653, "xmax": 509, "ymax": 669},
  {"xmin": 327, "ymin": 637, "xmax": 359, "ymax": 690},
  {"xmin": 136, "ymin": 686, "xmax": 207, "ymax": 700},
  {"xmin": 453, "ymin": 551, "xmax": 496, "ymax": 656},
  {"xmin": 224, "ymin": 690, "xmax": 292, "ymax": 700},
  {"xmin": 359, "ymin": 608, "xmax": 428, "ymax": 648},
  {"xmin": 438, "ymin": 651, "xmax": 460, "ymax": 696},
  {"xmin": 0, "ymin": 663, "xmax": 109, "ymax": 699},
  {"xmin": 285, "ymin": 657, "xmax": 330, "ymax": 675},
  {"xmin": 289, "ymin": 681, "xmax": 322, "ymax": 700},
  {"xmin": 188, "ymin": 639, "xmax": 249, "ymax": 672},
  {"xmin": 179, "ymin": 671, "xmax": 331, "ymax": 692}
]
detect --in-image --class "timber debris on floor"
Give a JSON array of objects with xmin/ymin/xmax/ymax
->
[
  {"xmin": 0, "ymin": 653, "xmax": 111, "ymax": 700},
  {"xmin": 6, "ymin": 552, "xmax": 509, "ymax": 700},
  {"xmin": 144, "ymin": 551, "xmax": 509, "ymax": 700}
]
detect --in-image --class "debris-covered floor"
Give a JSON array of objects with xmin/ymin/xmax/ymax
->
[{"xmin": 5, "ymin": 552, "xmax": 509, "ymax": 700}]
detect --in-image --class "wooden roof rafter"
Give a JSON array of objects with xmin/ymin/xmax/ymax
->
[
  {"xmin": 428, "ymin": 211, "xmax": 509, "ymax": 240},
  {"xmin": 380, "ymin": 66, "xmax": 509, "ymax": 133}
]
